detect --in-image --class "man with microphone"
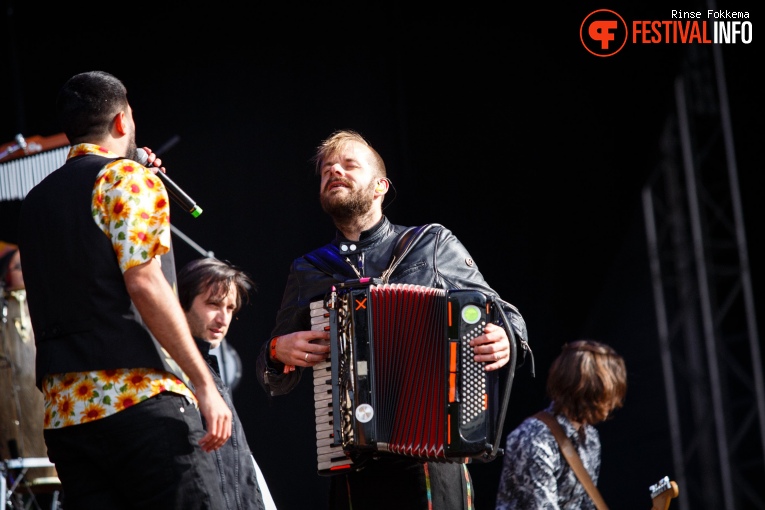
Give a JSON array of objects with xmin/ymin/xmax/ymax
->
[{"xmin": 19, "ymin": 70, "xmax": 231, "ymax": 509}]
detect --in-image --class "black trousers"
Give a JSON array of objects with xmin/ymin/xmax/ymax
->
[
  {"xmin": 328, "ymin": 456, "xmax": 471, "ymax": 509},
  {"xmin": 44, "ymin": 392, "xmax": 226, "ymax": 510}
]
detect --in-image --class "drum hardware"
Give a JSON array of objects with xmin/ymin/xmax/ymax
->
[
  {"xmin": 1, "ymin": 457, "xmax": 61, "ymax": 509},
  {"xmin": 1, "ymin": 289, "xmax": 61, "ymax": 509}
]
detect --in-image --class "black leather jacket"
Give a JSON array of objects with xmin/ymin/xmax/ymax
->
[
  {"xmin": 196, "ymin": 338, "xmax": 265, "ymax": 510},
  {"xmin": 256, "ymin": 216, "xmax": 529, "ymax": 396}
]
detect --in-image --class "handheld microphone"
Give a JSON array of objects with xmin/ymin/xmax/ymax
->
[{"xmin": 135, "ymin": 148, "xmax": 203, "ymax": 218}]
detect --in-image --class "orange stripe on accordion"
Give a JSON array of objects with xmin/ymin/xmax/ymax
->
[{"xmin": 449, "ymin": 342, "xmax": 458, "ymax": 402}]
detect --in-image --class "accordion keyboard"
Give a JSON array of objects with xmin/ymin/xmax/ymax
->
[{"xmin": 310, "ymin": 300, "xmax": 354, "ymax": 474}]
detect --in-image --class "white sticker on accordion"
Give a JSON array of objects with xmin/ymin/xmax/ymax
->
[{"xmin": 355, "ymin": 404, "xmax": 374, "ymax": 423}]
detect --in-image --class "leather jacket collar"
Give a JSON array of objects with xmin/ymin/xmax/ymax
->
[{"xmin": 332, "ymin": 216, "xmax": 396, "ymax": 255}]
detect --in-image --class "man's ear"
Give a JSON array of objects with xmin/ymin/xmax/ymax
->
[
  {"xmin": 113, "ymin": 111, "xmax": 128, "ymax": 135},
  {"xmin": 374, "ymin": 179, "xmax": 388, "ymax": 194}
]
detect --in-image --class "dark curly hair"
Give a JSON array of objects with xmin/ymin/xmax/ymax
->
[{"xmin": 177, "ymin": 258, "xmax": 255, "ymax": 314}]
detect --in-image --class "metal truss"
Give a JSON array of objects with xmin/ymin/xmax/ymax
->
[{"xmin": 642, "ymin": 43, "xmax": 765, "ymax": 510}]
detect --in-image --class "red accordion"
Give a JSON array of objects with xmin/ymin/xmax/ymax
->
[{"xmin": 312, "ymin": 279, "xmax": 517, "ymax": 476}]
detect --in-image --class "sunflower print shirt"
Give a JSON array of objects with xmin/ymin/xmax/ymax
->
[{"xmin": 42, "ymin": 144, "xmax": 196, "ymax": 429}]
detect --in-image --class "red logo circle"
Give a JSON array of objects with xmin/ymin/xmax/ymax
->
[{"xmin": 580, "ymin": 9, "xmax": 628, "ymax": 57}]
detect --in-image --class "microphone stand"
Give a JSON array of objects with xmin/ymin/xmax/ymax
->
[
  {"xmin": 170, "ymin": 225, "xmax": 215, "ymax": 258},
  {"xmin": 149, "ymin": 135, "xmax": 215, "ymax": 259}
]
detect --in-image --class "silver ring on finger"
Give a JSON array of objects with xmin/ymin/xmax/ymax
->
[{"xmin": 305, "ymin": 353, "xmax": 309, "ymax": 362}]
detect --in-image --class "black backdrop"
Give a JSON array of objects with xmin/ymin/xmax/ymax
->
[{"xmin": 1, "ymin": 2, "xmax": 762, "ymax": 509}]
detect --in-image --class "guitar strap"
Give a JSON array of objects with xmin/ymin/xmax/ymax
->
[{"xmin": 533, "ymin": 411, "xmax": 609, "ymax": 510}]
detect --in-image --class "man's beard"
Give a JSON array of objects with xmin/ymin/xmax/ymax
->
[
  {"xmin": 320, "ymin": 179, "xmax": 376, "ymax": 222},
  {"xmin": 125, "ymin": 135, "xmax": 138, "ymax": 161}
]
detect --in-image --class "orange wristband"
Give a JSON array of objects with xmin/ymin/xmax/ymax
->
[{"xmin": 270, "ymin": 337, "xmax": 279, "ymax": 362}]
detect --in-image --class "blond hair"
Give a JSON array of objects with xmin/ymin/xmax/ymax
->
[{"xmin": 311, "ymin": 129, "xmax": 386, "ymax": 178}]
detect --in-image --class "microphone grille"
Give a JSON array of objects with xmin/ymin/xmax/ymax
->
[{"xmin": 134, "ymin": 147, "xmax": 148, "ymax": 165}]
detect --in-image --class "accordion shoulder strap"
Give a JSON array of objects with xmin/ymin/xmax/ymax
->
[{"xmin": 380, "ymin": 223, "xmax": 440, "ymax": 283}]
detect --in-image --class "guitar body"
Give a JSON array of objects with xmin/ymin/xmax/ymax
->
[{"xmin": 649, "ymin": 476, "xmax": 679, "ymax": 510}]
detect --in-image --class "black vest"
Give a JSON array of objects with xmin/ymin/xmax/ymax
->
[{"xmin": 19, "ymin": 154, "xmax": 188, "ymax": 388}]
